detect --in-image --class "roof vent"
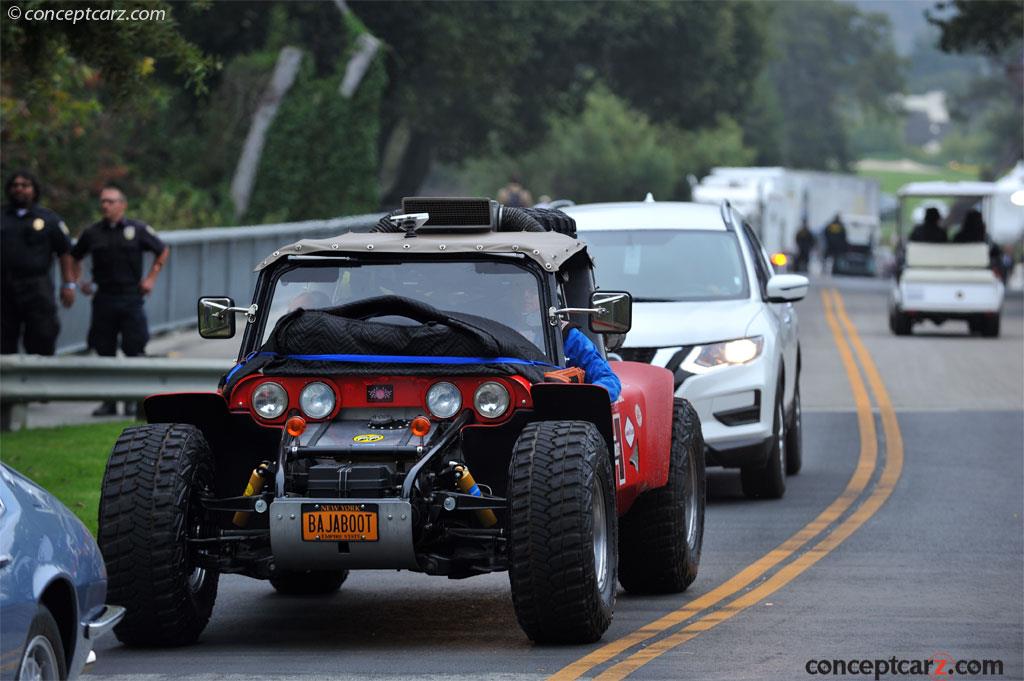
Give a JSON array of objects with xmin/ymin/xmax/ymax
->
[{"xmin": 401, "ymin": 197, "xmax": 497, "ymax": 232}]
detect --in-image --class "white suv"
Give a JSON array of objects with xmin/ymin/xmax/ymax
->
[{"xmin": 565, "ymin": 200, "xmax": 809, "ymax": 499}]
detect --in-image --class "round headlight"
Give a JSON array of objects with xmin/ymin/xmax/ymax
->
[
  {"xmin": 426, "ymin": 382, "xmax": 462, "ymax": 419},
  {"xmin": 299, "ymin": 381, "xmax": 336, "ymax": 419},
  {"xmin": 474, "ymin": 381, "xmax": 509, "ymax": 419},
  {"xmin": 252, "ymin": 381, "xmax": 287, "ymax": 419}
]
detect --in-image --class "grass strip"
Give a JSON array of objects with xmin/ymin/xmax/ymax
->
[{"xmin": 1, "ymin": 421, "xmax": 132, "ymax": 536}]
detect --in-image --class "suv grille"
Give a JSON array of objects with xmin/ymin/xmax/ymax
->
[{"xmin": 618, "ymin": 347, "xmax": 659, "ymax": 364}]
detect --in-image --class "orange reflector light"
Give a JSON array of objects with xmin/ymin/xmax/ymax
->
[
  {"xmin": 286, "ymin": 415, "xmax": 307, "ymax": 437},
  {"xmin": 410, "ymin": 415, "xmax": 431, "ymax": 438},
  {"xmin": 771, "ymin": 252, "xmax": 788, "ymax": 267}
]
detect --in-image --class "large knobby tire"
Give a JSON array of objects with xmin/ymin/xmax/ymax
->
[
  {"xmin": 270, "ymin": 569, "xmax": 349, "ymax": 595},
  {"xmin": 507, "ymin": 420, "xmax": 617, "ymax": 644},
  {"xmin": 618, "ymin": 399, "xmax": 706, "ymax": 594},
  {"xmin": 17, "ymin": 605, "xmax": 67, "ymax": 681},
  {"xmin": 785, "ymin": 382, "xmax": 803, "ymax": 476},
  {"xmin": 518, "ymin": 207, "xmax": 577, "ymax": 237},
  {"xmin": 98, "ymin": 423, "xmax": 220, "ymax": 647},
  {"xmin": 740, "ymin": 380, "xmax": 787, "ymax": 500}
]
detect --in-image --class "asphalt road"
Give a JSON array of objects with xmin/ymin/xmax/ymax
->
[{"xmin": 91, "ymin": 277, "xmax": 1024, "ymax": 680}]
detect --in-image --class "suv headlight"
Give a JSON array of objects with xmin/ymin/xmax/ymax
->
[
  {"xmin": 299, "ymin": 381, "xmax": 335, "ymax": 419},
  {"xmin": 252, "ymin": 381, "xmax": 288, "ymax": 419},
  {"xmin": 474, "ymin": 382, "xmax": 509, "ymax": 419},
  {"xmin": 426, "ymin": 382, "xmax": 462, "ymax": 419},
  {"xmin": 682, "ymin": 336, "xmax": 764, "ymax": 374}
]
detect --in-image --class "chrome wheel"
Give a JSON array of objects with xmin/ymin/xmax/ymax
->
[
  {"xmin": 776, "ymin": 398, "xmax": 786, "ymax": 472},
  {"xmin": 18, "ymin": 635, "xmax": 59, "ymax": 681},
  {"xmin": 684, "ymin": 445, "xmax": 699, "ymax": 552},
  {"xmin": 593, "ymin": 481, "xmax": 609, "ymax": 593}
]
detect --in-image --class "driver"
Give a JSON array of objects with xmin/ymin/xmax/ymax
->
[{"xmin": 560, "ymin": 320, "xmax": 622, "ymax": 402}]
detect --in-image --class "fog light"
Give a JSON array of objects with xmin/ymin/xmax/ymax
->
[{"xmin": 286, "ymin": 415, "xmax": 306, "ymax": 437}]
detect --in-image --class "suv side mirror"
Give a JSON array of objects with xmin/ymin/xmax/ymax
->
[
  {"xmin": 766, "ymin": 274, "xmax": 809, "ymax": 303},
  {"xmin": 198, "ymin": 297, "xmax": 236, "ymax": 338},
  {"xmin": 589, "ymin": 291, "xmax": 632, "ymax": 334}
]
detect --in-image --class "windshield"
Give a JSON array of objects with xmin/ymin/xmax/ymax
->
[
  {"xmin": 260, "ymin": 259, "xmax": 548, "ymax": 351},
  {"xmin": 580, "ymin": 229, "xmax": 749, "ymax": 301}
]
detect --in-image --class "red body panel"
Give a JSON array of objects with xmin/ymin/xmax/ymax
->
[{"xmin": 609, "ymin": 361, "xmax": 675, "ymax": 514}]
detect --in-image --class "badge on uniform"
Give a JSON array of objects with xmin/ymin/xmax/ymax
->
[
  {"xmin": 32, "ymin": 218, "xmax": 45, "ymax": 231},
  {"xmin": 123, "ymin": 226, "xmax": 135, "ymax": 240}
]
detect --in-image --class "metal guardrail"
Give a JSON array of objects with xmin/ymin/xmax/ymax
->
[
  {"xmin": 54, "ymin": 212, "xmax": 382, "ymax": 354},
  {"xmin": 0, "ymin": 355, "xmax": 228, "ymax": 402}
]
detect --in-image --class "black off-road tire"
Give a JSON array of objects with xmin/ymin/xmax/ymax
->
[
  {"xmin": 740, "ymin": 380, "xmax": 787, "ymax": 500},
  {"xmin": 519, "ymin": 207, "xmax": 577, "ymax": 237},
  {"xmin": 618, "ymin": 399, "xmax": 706, "ymax": 594},
  {"xmin": 889, "ymin": 307, "xmax": 912, "ymax": 335},
  {"xmin": 17, "ymin": 605, "xmax": 67, "ymax": 681},
  {"xmin": 508, "ymin": 420, "xmax": 617, "ymax": 644},
  {"xmin": 98, "ymin": 423, "xmax": 219, "ymax": 647},
  {"xmin": 270, "ymin": 569, "xmax": 349, "ymax": 595},
  {"xmin": 785, "ymin": 383, "xmax": 803, "ymax": 475}
]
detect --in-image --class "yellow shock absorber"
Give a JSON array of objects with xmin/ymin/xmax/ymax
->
[
  {"xmin": 453, "ymin": 464, "xmax": 498, "ymax": 528},
  {"xmin": 232, "ymin": 463, "xmax": 270, "ymax": 527}
]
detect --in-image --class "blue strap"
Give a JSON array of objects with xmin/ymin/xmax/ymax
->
[{"xmin": 225, "ymin": 351, "xmax": 558, "ymax": 380}]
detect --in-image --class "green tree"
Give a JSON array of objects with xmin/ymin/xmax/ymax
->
[
  {"xmin": 764, "ymin": 1, "xmax": 905, "ymax": 170},
  {"xmin": 350, "ymin": 1, "xmax": 769, "ymax": 205},
  {"xmin": 928, "ymin": 0, "xmax": 1024, "ymax": 56},
  {"xmin": 1, "ymin": 0, "xmax": 213, "ymax": 226}
]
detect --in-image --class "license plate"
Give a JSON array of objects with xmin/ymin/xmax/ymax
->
[{"xmin": 301, "ymin": 503, "xmax": 378, "ymax": 542}]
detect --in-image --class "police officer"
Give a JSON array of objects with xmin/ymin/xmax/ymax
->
[
  {"xmin": 72, "ymin": 183, "xmax": 169, "ymax": 416},
  {"xmin": 1, "ymin": 171, "xmax": 77, "ymax": 355}
]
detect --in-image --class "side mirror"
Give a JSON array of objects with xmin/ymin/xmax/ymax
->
[
  {"xmin": 589, "ymin": 291, "xmax": 632, "ymax": 334},
  {"xmin": 198, "ymin": 297, "xmax": 236, "ymax": 339},
  {"xmin": 766, "ymin": 274, "xmax": 809, "ymax": 303}
]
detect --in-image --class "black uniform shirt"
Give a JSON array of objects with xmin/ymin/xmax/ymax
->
[
  {"xmin": 0, "ymin": 204, "xmax": 71, "ymax": 281},
  {"xmin": 72, "ymin": 218, "xmax": 165, "ymax": 290}
]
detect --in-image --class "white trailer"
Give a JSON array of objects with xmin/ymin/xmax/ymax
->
[{"xmin": 692, "ymin": 167, "xmax": 880, "ymax": 274}]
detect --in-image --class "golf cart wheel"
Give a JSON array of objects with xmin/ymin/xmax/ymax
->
[
  {"xmin": 741, "ymin": 378, "xmax": 787, "ymax": 500},
  {"xmin": 270, "ymin": 569, "xmax": 349, "ymax": 595},
  {"xmin": 979, "ymin": 315, "xmax": 1000, "ymax": 338},
  {"xmin": 508, "ymin": 420, "xmax": 616, "ymax": 644},
  {"xmin": 619, "ymin": 399, "xmax": 705, "ymax": 594},
  {"xmin": 889, "ymin": 307, "xmax": 912, "ymax": 336},
  {"xmin": 98, "ymin": 423, "xmax": 219, "ymax": 646}
]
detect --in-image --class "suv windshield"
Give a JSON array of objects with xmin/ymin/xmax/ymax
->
[
  {"xmin": 581, "ymin": 229, "xmax": 749, "ymax": 301},
  {"xmin": 260, "ymin": 259, "xmax": 548, "ymax": 351}
]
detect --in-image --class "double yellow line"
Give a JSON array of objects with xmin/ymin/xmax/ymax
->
[{"xmin": 551, "ymin": 288, "xmax": 904, "ymax": 680}]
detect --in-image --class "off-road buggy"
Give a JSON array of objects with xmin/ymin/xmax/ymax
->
[{"xmin": 97, "ymin": 198, "xmax": 706, "ymax": 645}]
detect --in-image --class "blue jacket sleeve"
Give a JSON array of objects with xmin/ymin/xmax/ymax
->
[{"xmin": 564, "ymin": 328, "xmax": 622, "ymax": 401}]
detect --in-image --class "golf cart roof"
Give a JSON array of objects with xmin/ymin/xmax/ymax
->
[
  {"xmin": 897, "ymin": 181, "xmax": 998, "ymax": 199},
  {"xmin": 255, "ymin": 229, "xmax": 588, "ymax": 273}
]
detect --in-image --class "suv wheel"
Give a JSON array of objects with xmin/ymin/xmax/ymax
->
[
  {"xmin": 99, "ymin": 424, "xmax": 220, "ymax": 646},
  {"xmin": 785, "ymin": 383, "xmax": 803, "ymax": 475},
  {"xmin": 890, "ymin": 307, "xmax": 912, "ymax": 335},
  {"xmin": 619, "ymin": 399, "xmax": 705, "ymax": 593},
  {"xmin": 740, "ymin": 380, "xmax": 787, "ymax": 499},
  {"xmin": 507, "ymin": 420, "xmax": 616, "ymax": 643}
]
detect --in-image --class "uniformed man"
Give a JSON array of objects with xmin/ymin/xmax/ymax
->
[
  {"xmin": 72, "ymin": 183, "xmax": 169, "ymax": 416},
  {"xmin": 1, "ymin": 171, "xmax": 77, "ymax": 355}
]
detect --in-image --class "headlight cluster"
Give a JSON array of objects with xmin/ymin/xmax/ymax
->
[
  {"xmin": 252, "ymin": 380, "xmax": 337, "ymax": 420},
  {"xmin": 682, "ymin": 336, "xmax": 764, "ymax": 374},
  {"xmin": 426, "ymin": 380, "xmax": 510, "ymax": 420}
]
